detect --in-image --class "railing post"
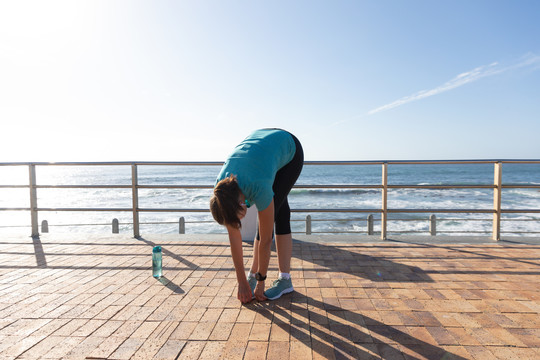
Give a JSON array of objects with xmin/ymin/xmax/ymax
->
[
  {"xmin": 367, "ymin": 214, "xmax": 374, "ymax": 235},
  {"xmin": 381, "ymin": 163, "xmax": 388, "ymax": 240},
  {"xmin": 306, "ymin": 215, "xmax": 312, "ymax": 235},
  {"xmin": 493, "ymin": 162, "xmax": 502, "ymax": 241},
  {"xmin": 429, "ymin": 214, "xmax": 436, "ymax": 236},
  {"xmin": 131, "ymin": 164, "xmax": 140, "ymax": 238},
  {"xmin": 112, "ymin": 218, "xmax": 119, "ymax": 234},
  {"xmin": 29, "ymin": 164, "xmax": 39, "ymax": 238},
  {"xmin": 179, "ymin": 217, "xmax": 185, "ymax": 234},
  {"xmin": 41, "ymin": 220, "xmax": 49, "ymax": 233}
]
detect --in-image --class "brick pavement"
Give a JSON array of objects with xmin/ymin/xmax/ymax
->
[{"xmin": 0, "ymin": 233, "xmax": 538, "ymax": 359}]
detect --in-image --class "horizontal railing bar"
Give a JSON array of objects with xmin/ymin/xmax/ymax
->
[
  {"xmin": 1, "ymin": 159, "xmax": 540, "ymax": 167},
  {"xmin": 307, "ymin": 160, "xmax": 540, "ymax": 165},
  {"xmin": 291, "ymin": 209, "xmax": 381, "ymax": 213},
  {"xmin": 12, "ymin": 184, "xmax": 498, "ymax": 190},
  {"xmin": 137, "ymin": 185, "xmax": 213, "ymax": 189},
  {"xmin": 25, "ymin": 185, "xmax": 213, "ymax": 189},
  {"xmin": 438, "ymin": 218, "xmax": 491, "ymax": 221},
  {"xmin": 500, "ymin": 218, "xmax": 540, "ymax": 221},
  {"xmin": 45, "ymin": 223, "xmax": 114, "ymax": 227},
  {"xmin": 2, "ymin": 184, "xmax": 536, "ymax": 189},
  {"xmin": 0, "ymin": 161, "xmax": 224, "ymax": 166},
  {"xmin": 35, "ymin": 185, "xmax": 132, "ymax": 189},
  {"xmin": 292, "ymin": 208, "xmax": 498, "ymax": 213},
  {"xmin": 137, "ymin": 208, "xmax": 211, "ymax": 213},
  {"xmin": 37, "ymin": 208, "xmax": 133, "ymax": 212},
  {"xmin": 23, "ymin": 208, "xmax": 540, "ymax": 214},
  {"xmin": 13, "ymin": 207, "xmax": 540, "ymax": 215},
  {"xmin": 294, "ymin": 184, "xmax": 382, "ymax": 189},
  {"xmin": 297, "ymin": 217, "xmax": 539, "ymax": 221},
  {"xmin": 4, "ymin": 183, "xmax": 537, "ymax": 190},
  {"xmin": 502, "ymin": 184, "xmax": 540, "ymax": 189},
  {"xmin": 387, "ymin": 185, "xmax": 495, "ymax": 189},
  {"xmin": 294, "ymin": 218, "xmax": 368, "ymax": 222},
  {"xmin": 501, "ymin": 232, "xmax": 540, "ymax": 234},
  {"xmin": 435, "ymin": 231, "xmax": 490, "ymax": 233},
  {"xmin": 387, "ymin": 209, "xmax": 495, "ymax": 213}
]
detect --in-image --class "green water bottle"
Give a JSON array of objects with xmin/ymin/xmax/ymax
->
[{"xmin": 152, "ymin": 246, "xmax": 162, "ymax": 278}]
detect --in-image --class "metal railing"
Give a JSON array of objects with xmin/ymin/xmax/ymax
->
[{"xmin": 1, "ymin": 160, "xmax": 539, "ymax": 240}]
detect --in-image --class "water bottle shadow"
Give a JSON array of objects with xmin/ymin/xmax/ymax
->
[{"xmin": 156, "ymin": 276, "xmax": 185, "ymax": 294}]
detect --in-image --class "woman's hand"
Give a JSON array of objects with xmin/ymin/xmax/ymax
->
[
  {"xmin": 254, "ymin": 281, "xmax": 267, "ymax": 301},
  {"xmin": 237, "ymin": 279, "xmax": 253, "ymax": 304}
]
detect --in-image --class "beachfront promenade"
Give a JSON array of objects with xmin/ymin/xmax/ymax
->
[{"xmin": 0, "ymin": 234, "xmax": 539, "ymax": 359}]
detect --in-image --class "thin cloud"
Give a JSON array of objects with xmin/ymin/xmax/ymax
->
[{"xmin": 367, "ymin": 53, "xmax": 540, "ymax": 116}]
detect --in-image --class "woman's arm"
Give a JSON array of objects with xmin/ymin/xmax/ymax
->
[
  {"xmin": 226, "ymin": 225, "xmax": 252, "ymax": 303},
  {"xmin": 254, "ymin": 199, "xmax": 275, "ymax": 300}
]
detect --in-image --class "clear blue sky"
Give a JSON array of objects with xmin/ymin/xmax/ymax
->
[{"xmin": 1, "ymin": 0, "xmax": 539, "ymax": 162}]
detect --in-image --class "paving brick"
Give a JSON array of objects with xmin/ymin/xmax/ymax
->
[
  {"xmin": 17, "ymin": 335, "xmax": 64, "ymax": 359},
  {"xmin": 71, "ymin": 319, "xmax": 106, "ymax": 337},
  {"xmin": 169, "ymin": 321, "xmax": 197, "ymax": 340},
  {"xmin": 237, "ymin": 308, "xmax": 257, "ymax": 323},
  {"xmin": 220, "ymin": 340, "xmax": 248, "ymax": 359},
  {"xmin": 176, "ymin": 340, "xmax": 206, "ymax": 360},
  {"xmin": 51, "ymin": 318, "xmax": 89, "ymax": 336},
  {"xmin": 244, "ymin": 340, "xmax": 269, "ymax": 360},
  {"xmin": 42, "ymin": 336, "xmax": 84, "ymax": 359},
  {"xmin": 446, "ymin": 327, "xmax": 481, "ymax": 346},
  {"xmin": 267, "ymin": 341, "xmax": 290, "ymax": 360},
  {"xmin": 425, "ymin": 326, "xmax": 457, "ymax": 346},
  {"xmin": 131, "ymin": 337, "xmax": 170, "ymax": 359},
  {"xmin": 269, "ymin": 320, "xmax": 290, "ymax": 342},
  {"xmin": 200, "ymin": 308, "xmax": 222, "ymax": 322},
  {"xmin": 63, "ymin": 335, "xmax": 106, "ymax": 359},
  {"xmin": 112, "ymin": 320, "xmax": 143, "ymax": 338},
  {"xmin": 152, "ymin": 339, "xmax": 186, "ymax": 360},
  {"xmin": 375, "ymin": 343, "xmax": 405, "ymax": 360},
  {"xmin": 188, "ymin": 321, "xmax": 216, "ymax": 340},
  {"xmin": 182, "ymin": 307, "xmax": 206, "ymax": 322},
  {"xmin": 109, "ymin": 337, "xmax": 145, "ymax": 359},
  {"xmin": 406, "ymin": 326, "xmax": 437, "ymax": 345},
  {"xmin": 3, "ymin": 335, "xmax": 46, "ymax": 359},
  {"xmin": 209, "ymin": 322, "xmax": 234, "ymax": 341},
  {"xmin": 506, "ymin": 328, "xmax": 540, "ymax": 347},
  {"xmin": 92, "ymin": 319, "xmax": 124, "ymax": 337},
  {"xmin": 462, "ymin": 345, "xmax": 496, "ymax": 359},
  {"xmin": 218, "ymin": 308, "xmax": 240, "ymax": 323},
  {"xmin": 290, "ymin": 340, "xmax": 312, "ymax": 359},
  {"xmin": 1, "ymin": 318, "xmax": 51, "ymax": 337},
  {"xmin": 195, "ymin": 340, "xmax": 224, "ymax": 360},
  {"xmin": 249, "ymin": 323, "xmax": 271, "ymax": 341},
  {"xmin": 130, "ymin": 320, "xmax": 160, "ymax": 339}
]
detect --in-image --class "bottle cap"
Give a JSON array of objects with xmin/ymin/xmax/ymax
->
[{"xmin": 153, "ymin": 246, "xmax": 162, "ymax": 253}]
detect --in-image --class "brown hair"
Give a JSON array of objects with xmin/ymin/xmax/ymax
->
[{"xmin": 210, "ymin": 175, "xmax": 243, "ymax": 229}]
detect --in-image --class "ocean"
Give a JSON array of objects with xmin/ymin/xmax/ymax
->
[{"xmin": 0, "ymin": 162, "xmax": 539, "ymax": 236}]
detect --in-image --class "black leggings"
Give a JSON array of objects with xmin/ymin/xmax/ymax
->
[{"xmin": 257, "ymin": 134, "xmax": 304, "ymax": 239}]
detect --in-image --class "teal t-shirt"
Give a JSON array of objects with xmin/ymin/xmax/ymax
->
[{"xmin": 216, "ymin": 129, "xmax": 296, "ymax": 211}]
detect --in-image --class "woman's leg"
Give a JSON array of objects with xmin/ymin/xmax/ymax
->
[
  {"xmin": 272, "ymin": 135, "xmax": 303, "ymax": 272},
  {"xmin": 275, "ymin": 233, "xmax": 292, "ymax": 273},
  {"xmin": 250, "ymin": 237, "xmax": 259, "ymax": 274}
]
